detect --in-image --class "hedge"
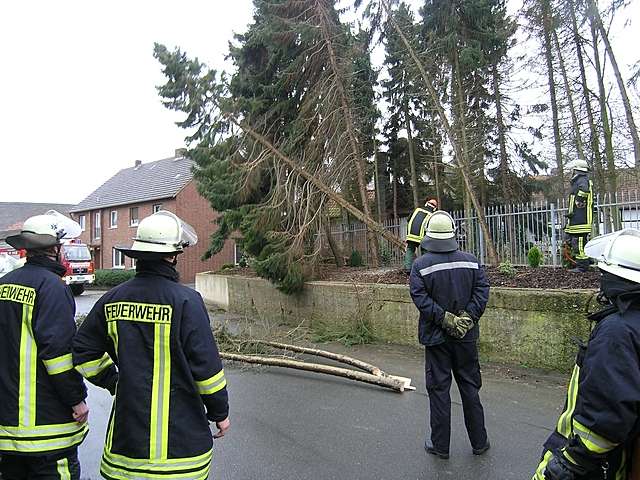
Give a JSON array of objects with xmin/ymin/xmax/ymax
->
[{"xmin": 94, "ymin": 269, "xmax": 136, "ymax": 287}]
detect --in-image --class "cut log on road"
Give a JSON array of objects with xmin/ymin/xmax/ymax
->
[
  {"xmin": 220, "ymin": 352, "xmax": 411, "ymax": 393},
  {"xmin": 253, "ymin": 340, "xmax": 383, "ymax": 376}
]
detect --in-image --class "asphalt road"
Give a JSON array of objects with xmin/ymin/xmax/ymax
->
[{"xmin": 74, "ymin": 292, "xmax": 567, "ymax": 480}]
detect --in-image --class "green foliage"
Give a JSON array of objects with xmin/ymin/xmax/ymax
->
[
  {"xmin": 527, "ymin": 246, "xmax": 543, "ymax": 268},
  {"xmin": 95, "ymin": 269, "xmax": 136, "ymax": 287},
  {"xmin": 220, "ymin": 263, "xmax": 236, "ymax": 271},
  {"xmin": 348, "ymin": 250, "xmax": 364, "ymax": 267},
  {"xmin": 380, "ymin": 246, "xmax": 393, "ymax": 266},
  {"xmin": 312, "ymin": 317, "xmax": 377, "ymax": 347},
  {"xmin": 498, "ymin": 261, "xmax": 517, "ymax": 277}
]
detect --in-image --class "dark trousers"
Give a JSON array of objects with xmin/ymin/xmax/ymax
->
[
  {"xmin": 425, "ymin": 341, "xmax": 488, "ymax": 453},
  {"xmin": 0, "ymin": 450, "xmax": 80, "ymax": 480}
]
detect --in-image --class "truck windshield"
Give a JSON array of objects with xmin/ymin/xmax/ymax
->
[{"xmin": 65, "ymin": 245, "xmax": 91, "ymax": 261}]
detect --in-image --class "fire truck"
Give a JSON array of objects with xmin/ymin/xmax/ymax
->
[{"xmin": 60, "ymin": 239, "xmax": 95, "ymax": 295}]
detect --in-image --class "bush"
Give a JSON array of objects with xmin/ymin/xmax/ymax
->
[
  {"xmin": 527, "ymin": 246, "xmax": 543, "ymax": 268},
  {"xmin": 347, "ymin": 250, "xmax": 364, "ymax": 267},
  {"xmin": 94, "ymin": 269, "xmax": 136, "ymax": 287},
  {"xmin": 498, "ymin": 261, "xmax": 517, "ymax": 277},
  {"xmin": 380, "ymin": 247, "xmax": 392, "ymax": 266}
]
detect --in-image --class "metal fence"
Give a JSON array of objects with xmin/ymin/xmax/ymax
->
[{"xmin": 320, "ymin": 190, "xmax": 640, "ymax": 267}]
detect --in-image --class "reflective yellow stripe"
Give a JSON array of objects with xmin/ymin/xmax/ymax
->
[
  {"xmin": 0, "ymin": 422, "xmax": 85, "ymax": 437},
  {"xmin": 107, "ymin": 319, "xmax": 119, "ymax": 355},
  {"xmin": 196, "ymin": 370, "xmax": 226, "ymax": 395},
  {"xmin": 532, "ymin": 450, "xmax": 553, "ymax": 480},
  {"xmin": 56, "ymin": 457, "xmax": 71, "ymax": 480},
  {"xmin": 100, "ymin": 461, "xmax": 210, "ymax": 480},
  {"xmin": 565, "ymin": 225, "xmax": 592, "ymax": 234},
  {"xmin": 102, "ymin": 448, "xmax": 212, "ymax": 472},
  {"xmin": 563, "ymin": 450, "xmax": 579, "ymax": 465},
  {"xmin": 19, "ymin": 304, "xmax": 37, "ymax": 427},
  {"xmin": 43, "ymin": 353, "xmax": 74, "ymax": 375},
  {"xmin": 406, "ymin": 208, "xmax": 430, "ymax": 243},
  {"xmin": 75, "ymin": 353, "xmax": 113, "ymax": 378},
  {"xmin": 586, "ymin": 181, "xmax": 594, "ymax": 226},
  {"xmin": 149, "ymin": 323, "xmax": 171, "ymax": 460},
  {"xmin": 572, "ymin": 420, "xmax": 618, "ymax": 454},
  {"xmin": 556, "ymin": 365, "xmax": 580, "ymax": 438},
  {"xmin": 0, "ymin": 424, "xmax": 88, "ymax": 453},
  {"xmin": 568, "ymin": 195, "xmax": 575, "ymax": 215}
]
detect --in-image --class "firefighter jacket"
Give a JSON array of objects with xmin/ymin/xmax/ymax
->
[
  {"xmin": 0, "ymin": 256, "xmax": 88, "ymax": 456},
  {"xmin": 406, "ymin": 207, "xmax": 433, "ymax": 244},
  {"xmin": 533, "ymin": 285, "xmax": 640, "ymax": 480},
  {"xmin": 409, "ymin": 249, "xmax": 490, "ymax": 347},
  {"xmin": 73, "ymin": 260, "xmax": 229, "ymax": 480},
  {"xmin": 565, "ymin": 172, "xmax": 594, "ymax": 235}
]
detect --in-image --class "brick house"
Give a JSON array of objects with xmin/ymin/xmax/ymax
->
[{"xmin": 70, "ymin": 154, "xmax": 236, "ymax": 283}]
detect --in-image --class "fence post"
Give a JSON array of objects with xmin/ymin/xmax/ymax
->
[
  {"xmin": 477, "ymin": 216, "xmax": 486, "ymax": 265},
  {"xmin": 550, "ymin": 203, "xmax": 558, "ymax": 267}
]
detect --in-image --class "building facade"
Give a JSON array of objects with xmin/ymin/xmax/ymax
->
[{"xmin": 71, "ymin": 154, "xmax": 236, "ymax": 283}]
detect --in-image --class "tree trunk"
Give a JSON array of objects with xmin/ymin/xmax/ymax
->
[
  {"xmin": 591, "ymin": 18, "xmax": 620, "ymax": 232},
  {"xmin": 373, "ymin": 138, "xmax": 384, "ymax": 222},
  {"xmin": 316, "ymin": 2, "xmax": 380, "ymax": 266},
  {"xmin": 541, "ymin": 0, "xmax": 566, "ymax": 197},
  {"xmin": 392, "ymin": 156, "xmax": 399, "ymax": 224},
  {"xmin": 551, "ymin": 25, "xmax": 586, "ymax": 163},
  {"xmin": 404, "ymin": 100, "xmax": 420, "ymax": 208},
  {"xmin": 432, "ymin": 138, "xmax": 442, "ymax": 207},
  {"xmin": 324, "ymin": 221, "xmax": 344, "ymax": 267},
  {"xmin": 224, "ymin": 113, "xmax": 406, "ymax": 250},
  {"xmin": 587, "ymin": 0, "xmax": 640, "ymax": 167},
  {"xmin": 569, "ymin": 0, "xmax": 606, "ymax": 194},
  {"xmin": 219, "ymin": 352, "xmax": 408, "ymax": 392},
  {"xmin": 380, "ymin": 0, "xmax": 499, "ymax": 265},
  {"xmin": 492, "ymin": 63, "xmax": 510, "ymax": 203}
]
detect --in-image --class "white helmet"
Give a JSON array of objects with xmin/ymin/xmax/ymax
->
[
  {"xmin": 117, "ymin": 211, "xmax": 198, "ymax": 259},
  {"xmin": 6, "ymin": 210, "xmax": 81, "ymax": 250},
  {"xmin": 421, "ymin": 211, "xmax": 458, "ymax": 253},
  {"xmin": 585, "ymin": 229, "xmax": 640, "ymax": 284},
  {"xmin": 566, "ymin": 159, "xmax": 590, "ymax": 173}
]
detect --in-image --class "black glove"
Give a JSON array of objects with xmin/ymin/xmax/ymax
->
[{"xmin": 544, "ymin": 453, "xmax": 581, "ymax": 480}]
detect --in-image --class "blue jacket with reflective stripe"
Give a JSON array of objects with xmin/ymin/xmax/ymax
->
[
  {"xmin": 73, "ymin": 261, "xmax": 228, "ymax": 476},
  {"xmin": 0, "ymin": 258, "xmax": 88, "ymax": 455},
  {"xmin": 409, "ymin": 250, "xmax": 490, "ymax": 346}
]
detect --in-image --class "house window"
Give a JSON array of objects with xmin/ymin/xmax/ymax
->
[
  {"xmin": 153, "ymin": 204, "xmax": 163, "ymax": 213},
  {"xmin": 234, "ymin": 243, "xmax": 245, "ymax": 266},
  {"xmin": 110, "ymin": 210, "xmax": 118, "ymax": 228},
  {"xmin": 94, "ymin": 212, "xmax": 101, "ymax": 240},
  {"xmin": 78, "ymin": 215, "xmax": 86, "ymax": 232},
  {"xmin": 130, "ymin": 257, "xmax": 137, "ymax": 269},
  {"xmin": 112, "ymin": 248, "xmax": 125, "ymax": 268},
  {"xmin": 130, "ymin": 207, "xmax": 139, "ymax": 227}
]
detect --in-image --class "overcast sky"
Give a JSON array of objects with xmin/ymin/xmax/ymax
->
[{"xmin": 0, "ymin": 1, "xmax": 637, "ymax": 205}]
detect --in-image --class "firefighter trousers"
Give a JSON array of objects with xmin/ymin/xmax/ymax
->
[
  {"xmin": 424, "ymin": 342, "xmax": 488, "ymax": 453},
  {"xmin": 0, "ymin": 449, "xmax": 80, "ymax": 480},
  {"xmin": 404, "ymin": 242, "xmax": 420, "ymax": 272}
]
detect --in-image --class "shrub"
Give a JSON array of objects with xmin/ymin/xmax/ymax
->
[
  {"xmin": 380, "ymin": 247, "xmax": 392, "ymax": 266},
  {"xmin": 498, "ymin": 261, "xmax": 517, "ymax": 277},
  {"xmin": 527, "ymin": 246, "xmax": 543, "ymax": 268},
  {"xmin": 94, "ymin": 269, "xmax": 136, "ymax": 287},
  {"xmin": 348, "ymin": 250, "xmax": 364, "ymax": 267}
]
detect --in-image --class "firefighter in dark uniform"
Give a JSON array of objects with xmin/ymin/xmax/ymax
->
[
  {"xmin": 565, "ymin": 160, "xmax": 595, "ymax": 273},
  {"xmin": 72, "ymin": 211, "xmax": 230, "ymax": 480},
  {"xmin": 533, "ymin": 228, "xmax": 640, "ymax": 480},
  {"xmin": 404, "ymin": 199, "xmax": 438, "ymax": 272},
  {"xmin": 0, "ymin": 212, "xmax": 89, "ymax": 479},
  {"xmin": 409, "ymin": 211, "xmax": 490, "ymax": 459}
]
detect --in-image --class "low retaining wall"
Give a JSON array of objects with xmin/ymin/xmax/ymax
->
[{"xmin": 196, "ymin": 273, "xmax": 598, "ymax": 372}]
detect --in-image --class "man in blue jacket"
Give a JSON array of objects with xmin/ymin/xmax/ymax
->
[
  {"xmin": 0, "ymin": 212, "xmax": 89, "ymax": 479},
  {"xmin": 533, "ymin": 229, "xmax": 640, "ymax": 479},
  {"xmin": 409, "ymin": 211, "xmax": 490, "ymax": 460}
]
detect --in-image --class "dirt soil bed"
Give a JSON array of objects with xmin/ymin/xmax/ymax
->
[{"xmin": 219, "ymin": 265, "xmax": 599, "ymax": 289}]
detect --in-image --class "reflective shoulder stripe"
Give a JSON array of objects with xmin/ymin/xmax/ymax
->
[
  {"xmin": 572, "ymin": 420, "xmax": 618, "ymax": 454},
  {"xmin": 75, "ymin": 353, "xmax": 113, "ymax": 378},
  {"xmin": 56, "ymin": 457, "xmax": 71, "ymax": 480},
  {"xmin": 43, "ymin": 353, "xmax": 74, "ymax": 375},
  {"xmin": 419, "ymin": 261, "xmax": 479, "ymax": 277},
  {"xmin": 196, "ymin": 370, "xmax": 226, "ymax": 395}
]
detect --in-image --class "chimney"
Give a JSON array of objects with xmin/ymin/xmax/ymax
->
[{"xmin": 134, "ymin": 160, "xmax": 142, "ymax": 168}]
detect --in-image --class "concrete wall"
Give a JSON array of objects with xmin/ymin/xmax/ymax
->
[{"xmin": 196, "ymin": 274, "xmax": 598, "ymax": 372}]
